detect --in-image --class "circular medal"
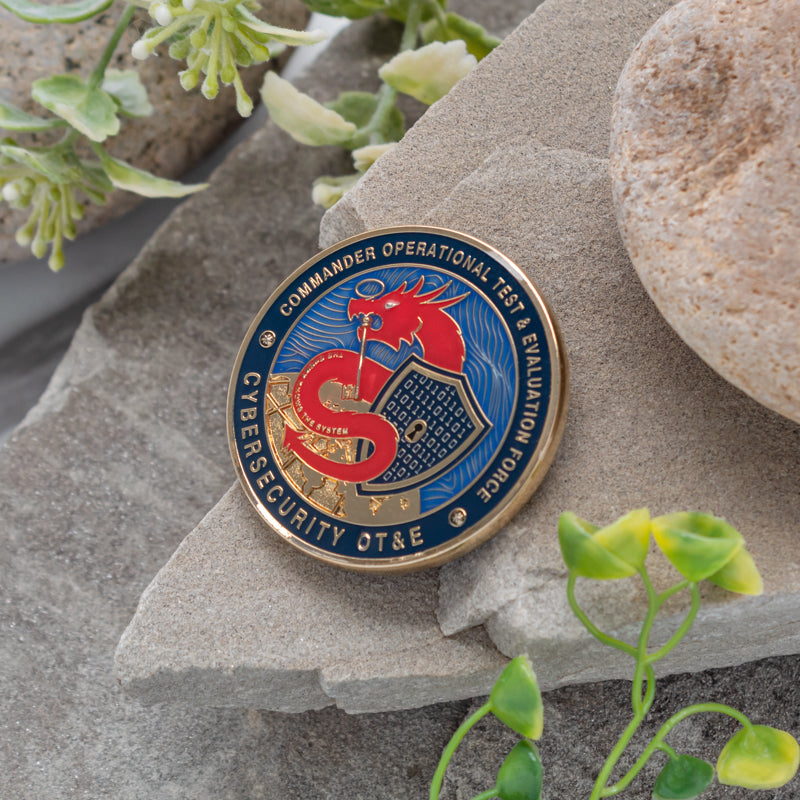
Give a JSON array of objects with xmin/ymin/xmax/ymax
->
[{"xmin": 228, "ymin": 227, "xmax": 568, "ymax": 572}]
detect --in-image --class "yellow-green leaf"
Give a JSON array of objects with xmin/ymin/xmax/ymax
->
[
  {"xmin": 0, "ymin": 143, "xmax": 82, "ymax": 183},
  {"xmin": 559, "ymin": 511, "xmax": 648, "ymax": 579},
  {"xmin": 707, "ymin": 547, "xmax": 763, "ymax": 596},
  {"xmin": 0, "ymin": 0, "xmax": 111, "ymax": 23},
  {"xmin": 0, "ymin": 98, "xmax": 65, "ymax": 132},
  {"xmin": 652, "ymin": 512, "xmax": 743, "ymax": 582},
  {"xmin": 93, "ymin": 148, "xmax": 207, "ymax": 198},
  {"xmin": 102, "ymin": 70, "xmax": 153, "ymax": 118},
  {"xmin": 717, "ymin": 725, "xmax": 800, "ymax": 789},
  {"xmin": 378, "ymin": 40, "xmax": 476, "ymax": 105},
  {"xmin": 261, "ymin": 73, "xmax": 356, "ymax": 146},
  {"xmin": 593, "ymin": 508, "xmax": 650, "ymax": 571},
  {"xmin": 311, "ymin": 173, "xmax": 359, "ymax": 209}
]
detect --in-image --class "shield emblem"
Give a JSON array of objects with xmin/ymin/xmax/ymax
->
[{"xmin": 358, "ymin": 356, "xmax": 491, "ymax": 495}]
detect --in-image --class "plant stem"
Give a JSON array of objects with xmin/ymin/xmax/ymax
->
[
  {"xmin": 631, "ymin": 569, "xmax": 659, "ymax": 715},
  {"xmin": 603, "ymin": 703, "xmax": 753, "ymax": 796},
  {"xmin": 360, "ymin": 0, "xmax": 422, "ymax": 144},
  {"xmin": 655, "ymin": 741, "xmax": 679, "ymax": 760},
  {"xmin": 567, "ymin": 572, "xmax": 637, "ymax": 658},
  {"xmin": 89, "ymin": 4, "xmax": 137, "ymax": 88},
  {"xmin": 647, "ymin": 583, "xmax": 700, "ymax": 664},
  {"xmin": 589, "ymin": 713, "xmax": 648, "ymax": 800},
  {"xmin": 400, "ymin": 0, "xmax": 423, "ymax": 51},
  {"xmin": 426, "ymin": 0, "xmax": 448, "ymax": 30},
  {"xmin": 430, "ymin": 702, "xmax": 491, "ymax": 800},
  {"xmin": 658, "ymin": 579, "xmax": 689, "ymax": 605},
  {"xmin": 363, "ymin": 83, "xmax": 397, "ymax": 144},
  {"xmin": 470, "ymin": 788, "xmax": 499, "ymax": 800},
  {"xmin": 591, "ymin": 572, "xmax": 696, "ymax": 799}
]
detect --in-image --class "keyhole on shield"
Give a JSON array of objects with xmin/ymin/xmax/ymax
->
[{"xmin": 404, "ymin": 420, "xmax": 427, "ymax": 443}]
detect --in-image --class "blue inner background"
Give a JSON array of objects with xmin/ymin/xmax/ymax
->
[{"xmin": 273, "ymin": 266, "xmax": 516, "ymax": 512}]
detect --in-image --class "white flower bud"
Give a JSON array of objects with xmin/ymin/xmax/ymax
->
[
  {"xmin": 182, "ymin": 0, "xmax": 196, "ymax": 10},
  {"xmin": 2, "ymin": 183, "xmax": 21, "ymax": 203},
  {"xmin": 131, "ymin": 40, "xmax": 151, "ymax": 61},
  {"xmin": 152, "ymin": 3, "xmax": 173, "ymax": 25},
  {"xmin": 379, "ymin": 40, "xmax": 477, "ymax": 105}
]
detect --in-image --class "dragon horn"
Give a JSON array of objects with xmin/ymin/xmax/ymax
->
[
  {"xmin": 418, "ymin": 280, "xmax": 451, "ymax": 302},
  {"xmin": 405, "ymin": 276, "xmax": 426, "ymax": 296},
  {"xmin": 419, "ymin": 280, "xmax": 469, "ymax": 309},
  {"xmin": 435, "ymin": 291, "xmax": 470, "ymax": 309}
]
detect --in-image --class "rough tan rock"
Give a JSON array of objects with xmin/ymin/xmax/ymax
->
[
  {"xmin": 610, "ymin": 0, "xmax": 800, "ymax": 424},
  {"xmin": 0, "ymin": 0, "xmax": 307, "ymax": 261}
]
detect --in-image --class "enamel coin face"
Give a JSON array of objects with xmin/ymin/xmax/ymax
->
[{"xmin": 228, "ymin": 227, "xmax": 568, "ymax": 572}]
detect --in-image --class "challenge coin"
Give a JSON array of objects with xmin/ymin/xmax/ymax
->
[{"xmin": 228, "ymin": 227, "xmax": 568, "ymax": 572}]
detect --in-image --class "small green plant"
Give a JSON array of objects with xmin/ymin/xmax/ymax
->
[
  {"xmin": 259, "ymin": 0, "xmax": 499, "ymax": 208},
  {"xmin": 0, "ymin": 0, "xmax": 497, "ymax": 270},
  {"xmin": 0, "ymin": 0, "xmax": 321, "ymax": 270},
  {"xmin": 430, "ymin": 510, "xmax": 799, "ymax": 800}
]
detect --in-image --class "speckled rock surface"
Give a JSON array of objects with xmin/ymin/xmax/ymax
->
[
  {"xmin": 117, "ymin": 0, "xmax": 798, "ymax": 711},
  {"xmin": 115, "ymin": 484, "xmax": 506, "ymax": 713},
  {"xmin": 318, "ymin": 0, "xmax": 800, "ymax": 694},
  {"xmin": 610, "ymin": 0, "xmax": 800, "ymax": 424},
  {"xmin": 0, "ymin": 0, "xmax": 306, "ymax": 261},
  {"xmin": 0, "ymin": 10, "xmax": 512, "ymax": 798}
]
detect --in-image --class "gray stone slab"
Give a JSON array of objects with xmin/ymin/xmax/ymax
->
[
  {"xmin": 0, "ymin": 16, "xmax": 492, "ymax": 799},
  {"xmin": 320, "ymin": 0, "xmax": 800, "ymax": 686},
  {"xmin": 115, "ymin": 484, "xmax": 505, "ymax": 713},
  {"xmin": 112, "ymin": 3, "xmax": 547, "ymax": 710},
  {"xmin": 118, "ymin": 0, "xmax": 800, "ymax": 711}
]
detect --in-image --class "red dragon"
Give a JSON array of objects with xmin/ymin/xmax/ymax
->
[{"xmin": 282, "ymin": 278, "xmax": 468, "ymax": 483}]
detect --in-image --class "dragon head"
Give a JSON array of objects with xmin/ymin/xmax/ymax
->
[{"xmin": 347, "ymin": 277, "xmax": 467, "ymax": 353}]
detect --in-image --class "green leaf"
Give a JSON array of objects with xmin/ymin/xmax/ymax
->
[
  {"xmin": 0, "ymin": 0, "xmax": 112, "ymax": 23},
  {"xmin": 32, "ymin": 75, "xmax": 119, "ymax": 143},
  {"xmin": 93, "ymin": 148, "xmax": 207, "ymax": 198},
  {"xmin": 652, "ymin": 512, "xmax": 743, "ymax": 583},
  {"xmin": 79, "ymin": 160, "xmax": 113, "ymax": 193},
  {"xmin": 653, "ymin": 754, "xmax": 714, "ymax": 800},
  {"xmin": 261, "ymin": 73, "xmax": 356, "ymax": 146},
  {"xmin": 378, "ymin": 40, "xmax": 477, "ymax": 105},
  {"xmin": 489, "ymin": 656, "xmax": 543, "ymax": 740},
  {"xmin": 311, "ymin": 173, "xmax": 359, "ymax": 209},
  {"xmin": 707, "ymin": 547, "xmax": 763, "ymax": 595},
  {"xmin": 327, "ymin": 91, "xmax": 405, "ymax": 147},
  {"xmin": 234, "ymin": 6, "xmax": 327, "ymax": 45},
  {"xmin": 495, "ymin": 741, "xmax": 543, "ymax": 800},
  {"xmin": 0, "ymin": 143, "xmax": 82, "ymax": 183},
  {"xmin": 421, "ymin": 12, "xmax": 502, "ymax": 60},
  {"xmin": 717, "ymin": 725, "xmax": 800, "ymax": 789},
  {"xmin": 299, "ymin": 0, "xmax": 385, "ymax": 18},
  {"xmin": 594, "ymin": 508, "xmax": 651, "ymax": 571},
  {"xmin": 559, "ymin": 510, "xmax": 650, "ymax": 579},
  {"xmin": 101, "ymin": 70, "xmax": 153, "ymax": 118},
  {"xmin": 0, "ymin": 98, "xmax": 66, "ymax": 132},
  {"xmin": 384, "ymin": 0, "xmax": 445, "ymax": 22}
]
